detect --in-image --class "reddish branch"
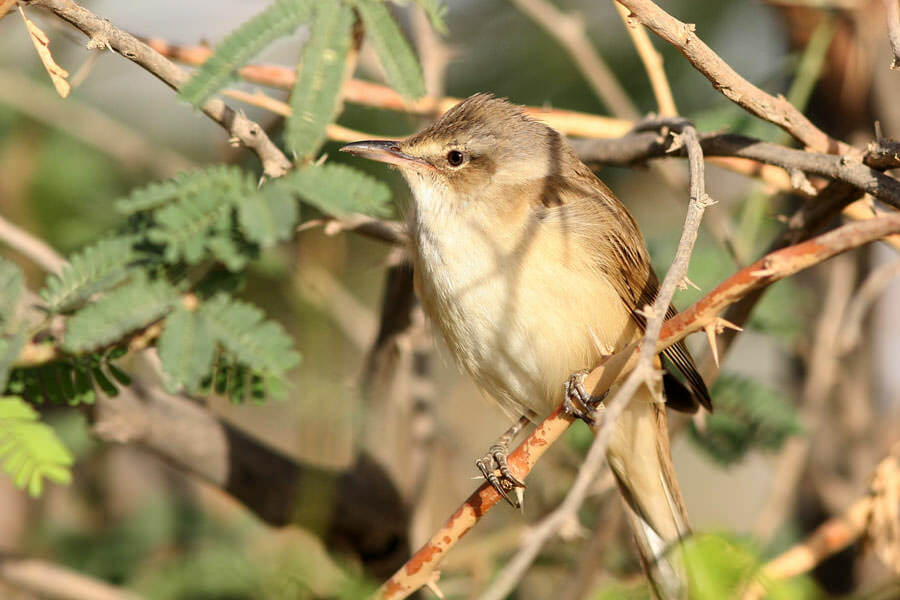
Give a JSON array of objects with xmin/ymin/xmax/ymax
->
[{"xmin": 377, "ymin": 212, "xmax": 900, "ymax": 599}]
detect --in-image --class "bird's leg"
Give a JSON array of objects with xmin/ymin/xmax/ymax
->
[
  {"xmin": 564, "ymin": 368, "xmax": 608, "ymax": 426},
  {"xmin": 475, "ymin": 414, "xmax": 530, "ymax": 508}
]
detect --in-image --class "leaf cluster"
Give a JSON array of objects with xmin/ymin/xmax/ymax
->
[
  {"xmin": 689, "ymin": 373, "xmax": 803, "ymax": 465},
  {"xmin": 179, "ymin": 0, "xmax": 439, "ymax": 157}
]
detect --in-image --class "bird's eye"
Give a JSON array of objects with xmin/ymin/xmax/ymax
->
[{"xmin": 446, "ymin": 150, "xmax": 465, "ymax": 167}]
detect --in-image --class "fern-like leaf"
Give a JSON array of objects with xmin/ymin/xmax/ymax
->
[
  {"xmin": 158, "ymin": 307, "xmax": 216, "ymax": 393},
  {"xmin": 200, "ymin": 294, "xmax": 300, "ymax": 376},
  {"xmin": 40, "ymin": 237, "xmax": 137, "ymax": 313},
  {"xmin": 179, "ymin": 0, "xmax": 314, "ymax": 106},
  {"xmin": 282, "ymin": 163, "xmax": 392, "ymax": 217},
  {"xmin": 63, "ymin": 278, "xmax": 178, "ymax": 353},
  {"xmin": 237, "ymin": 181, "xmax": 299, "ymax": 247},
  {"xmin": 0, "ymin": 396, "xmax": 73, "ymax": 497},
  {"xmin": 285, "ymin": 1, "xmax": 355, "ymax": 158},
  {"xmin": 689, "ymin": 373, "xmax": 802, "ymax": 465},
  {"xmin": 350, "ymin": 0, "xmax": 425, "ymax": 99},
  {"xmin": 141, "ymin": 166, "xmax": 256, "ymax": 264},
  {"xmin": 0, "ymin": 259, "xmax": 23, "ymax": 333}
]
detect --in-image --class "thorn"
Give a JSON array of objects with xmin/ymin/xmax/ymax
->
[
  {"xmin": 715, "ymin": 316, "xmax": 743, "ymax": 333},
  {"xmin": 515, "ymin": 486, "xmax": 525, "ymax": 513},
  {"xmin": 704, "ymin": 321, "xmax": 720, "ymax": 368},
  {"xmin": 425, "ymin": 571, "xmax": 445, "ymax": 598},
  {"xmin": 314, "ymin": 153, "xmax": 328, "ymax": 167},
  {"xmin": 681, "ymin": 274, "xmax": 701, "ymax": 291}
]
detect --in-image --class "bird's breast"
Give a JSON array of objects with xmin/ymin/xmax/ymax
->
[{"xmin": 412, "ymin": 210, "xmax": 638, "ymax": 419}]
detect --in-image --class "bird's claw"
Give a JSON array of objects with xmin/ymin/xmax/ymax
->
[
  {"xmin": 476, "ymin": 442, "xmax": 525, "ymax": 508},
  {"xmin": 563, "ymin": 369, "xmax": 607, "ymax": 425}
]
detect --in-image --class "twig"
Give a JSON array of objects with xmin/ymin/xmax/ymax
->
[
  {"xmin": 0, "ymin": 213, "xmax": 64, "ymax": 273},
  {"xmin": 570, "ymin": 132, "xmax": 900, "ymax": 209},
  {"xmin": 616, "ymin": 0, "xmax": 850, "ymax": 155},
  {"xmin": 376, "ymin": 211, "xmax": 900, "ymax": 599},
  {"xmin": 0, "ymin": 70, "xmax": 194, "ymax": 176},
  {"xmin": 23, "ymin": 0, "xmax": 292, "ymax": 178},
  {"xmin": 837, "ymin": 257, "xmax": 900, "ymax": 354},
  {"xmin": 884, "ymin": 0, "xmax": 900, "ymax": 69},
  {"xmin": 0, "ymin": 554, "xmax": 141, "ymax": 600},
  {"xmin": 752, "ymin": 256, "xmax": 855, "ymax": 542},
  {"xmin": 744, "ymin": 447, "xmax": 900, "ymax": 598},
  {"xmin": 140, "ymin": 38, "xmax": 635, "ymax": 139},
  {"xmin": 479, "ymin": 119, "xmax": 711, "ymax": 600},
  {"xmin": 615, "ymin": 1, "xmax": 677, "ymax": 116},
  {"xmin": 508, "ymin": 0, "xmax": 639, "ymax": 119}
]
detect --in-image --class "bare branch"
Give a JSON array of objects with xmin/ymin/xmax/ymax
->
[
  {"xmin": 508, "ymin": 0, "xmax": 638, "ymax": 119},
  {"xmin": 884, "ymin": 0, "xmax": 900, "ymax": 69},
  {"xmin": 22, "ymin": 0, "xmax": 291, "ymax": 178},
  {"xmin": 0, "ymin": 554, "xmax": 140, "ymax": 600},
  {"xmin": 0, "ymin": 213, "xmax": 64, "ymax": 273},
  {"xmin": 376, "ymin": 211, "xmax": 900, "ymax": 599},
  {"xmin": 615, "ymin": 1, "xmax": 677, "ymax": 116},
  {"xmin": 616, "ymin": 0, "xmax": 850, "ymax": 155}
]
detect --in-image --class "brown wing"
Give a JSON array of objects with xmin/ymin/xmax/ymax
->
[{"xmin": 546, "ymin": 165, "xmax": 712, "ymax": 413}]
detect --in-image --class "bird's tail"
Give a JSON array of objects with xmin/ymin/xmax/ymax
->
[{"xmin": 599, "ymin": 380, "xmax": 691, "ymax": 600}]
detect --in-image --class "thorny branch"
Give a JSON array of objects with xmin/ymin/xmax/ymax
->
[
  {"xmin": 21, "ymin": 0, "xmax": 292, "ymax": 178},
  {"xmin": 376, "ymin": 210, "xmax": 900, "ymax": 599},
  {"xmin": 616, "ymin": 0, "xmax": 851, "ymax": 155},
  {"xmin": 481, "ymin": 120, "xmax": 712, "ymax": 600}
]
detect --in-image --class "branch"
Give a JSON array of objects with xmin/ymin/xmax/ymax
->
[
  {"xmin": 508, "ymin": 0, "xmax": 639, "ymax": 119},
  {"xmin": 884, "ymin": 0, "xmax": 900, "ymax": 69},
  {"xmin": 22, "ymin": 0, "xmax": 291, "ymax": 178},
  {"xmin": 0, "ymin": 213, "xmax": 64, "ymax": 273},
  {"xmin": 0, "ymin": 554, "xmax": 140, "ymax": 600},
  {"xmin": 616, "ymin": 0, "xmax": 850, "ymax": 155},
  {"xmin": 571, "ymin": 132, "xmax": 900, "ymax": 209},
  {"xmin": 93, "ymin": 353, "xmax": 411, "ymax": 580},
  {"xmin": 481, "ymin": 122, "xmax": 712, "ymax": 600},
  {"xmin": 376, "ymin": 210, "xmax": 900, "ymax": 599},
  {"xmin": 615, "ymin": 2, "xmax": 677, "ymax": 116},
  {"xmin": 139, "ymin": 38, "xmax": 635, "ymax": 140}
]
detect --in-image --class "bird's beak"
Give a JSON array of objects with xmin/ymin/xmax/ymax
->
[{"xmin": 340, "ymin": 140, "xmax": 433, "ymax": 172}]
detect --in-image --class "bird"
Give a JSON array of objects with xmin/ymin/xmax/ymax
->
[{"xmin": 341, "ymin": 93, "xmax": 711, "ymax": 598}]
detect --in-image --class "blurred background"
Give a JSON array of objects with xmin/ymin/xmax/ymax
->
[{"xmin": 1, "ymin": 0, "xmax": 899, "ymax": 598}]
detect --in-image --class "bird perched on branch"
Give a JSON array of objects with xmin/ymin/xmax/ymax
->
[{"xmin": 342, "ymin": 93, "xmax": 711, "ymax": 599}]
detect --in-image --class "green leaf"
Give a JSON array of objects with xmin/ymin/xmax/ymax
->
[
  {"xmin": 689, "ymin": 373, "xmax": 802, "ymax": 465},
  {"xmin": 237, "ymin": 181, "xmax": 300, "ymax": 247},
  {"xmin": 0, "ymin": 396, "xmax": 73, "ymax": 497},
  {"xmin": 158, "ymin": 307, "xmax": 217, "ymax": 393},
  {"xmin": 282, "ymin": 163, "xmax": 392, "ymax": 217},
  {"xmin": 139, "ymin": 166, "xmax": 256, "ymax": 265},
  {"xmin": 350, "ymin": 0, "xmax": 425, "ymax": 99},
  {"xmin": 0, "ymin": 259, "xmax": 23, "ymax": 333},
  {"xmin": 286, "ymin": 1, "xmax": 355, "ymax": 157},
  {"xmin": 411, "ymin": 0, "xmax": 448, "ymax": 35},
  {"xmin": 63, "ymin": 278, "xmax": 178, "ymax": 353},
  {"xmin": 179, "ymin": 0, "xmax": 314, "ymax": 106},
  {"xmin": 200, "ymin": 294, "xmax": 300, "ymax": 376},
  {"xmin": 40, "ymin": 237, "xmax": 137, "ymax": 313}
]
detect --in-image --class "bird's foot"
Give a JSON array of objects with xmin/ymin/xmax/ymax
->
[
  {"xmin": 476, "ymin": 443, "xmax": 525, "ymax": 508},
  {"xmin": 475, "ymin": 415, "xmax": 529, "ymax": 508},
  {"xmin": 563, "ymin": 369, "xmax": 608, "ymax": 426}
]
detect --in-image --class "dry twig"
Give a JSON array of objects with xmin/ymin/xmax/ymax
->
[
  {"xmin": 616, "ymin": 0, "xmax": 850, "ymax": 155},
  {"xmin": 22, "ymin": 0, "xmax": 291, "ymax": 177},
  {"xmin": 377, "ymin": 210, "xmax": 900, "ymax": 599}
]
